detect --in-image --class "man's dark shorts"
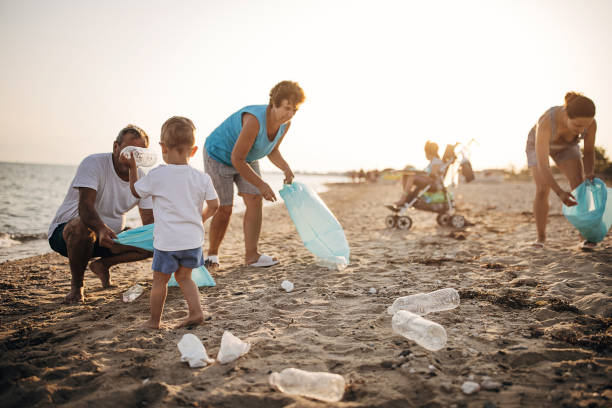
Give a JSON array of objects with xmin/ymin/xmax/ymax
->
[{"xmin": 48, "ymin": 222, "xmax": 113, "ymax": 258}]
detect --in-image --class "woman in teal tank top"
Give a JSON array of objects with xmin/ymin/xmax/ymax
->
[
  {"xmin": 203, "ymin": 81, "xmax": 306, "ymax": 268},
  {"xmin": 525, "ymin": 92, "xmax": 597, "ymax": 250}
]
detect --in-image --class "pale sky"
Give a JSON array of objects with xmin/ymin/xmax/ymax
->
[{"xmin": 1, "ymin": 0, "xmax": 611, "ymax": 173}]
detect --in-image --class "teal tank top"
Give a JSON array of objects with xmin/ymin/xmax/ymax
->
[{"xmin": 204, "ymin": 105, "xmax": 287, "ymax": 166}]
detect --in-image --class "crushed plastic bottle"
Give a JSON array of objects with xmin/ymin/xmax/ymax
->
[
  {"xmin": 281, "ymin": 280, "xmax": 294, "ymax": 292},
  {"xmin": 392, "ymin": 310, "xmax": 447, "ymax": 351},
  {"xmin": 269, "ymin": 368, "xmax": 345, "ymax": 402},
  {"xmin": 122, "ymin": 284, "xmax": 144, "ymax": 303},
  {"xmin": 120, "ymin": 146, "xmax": 157, "ymax": 167},
  {"xmin": 387, "ymin": 288, "xmax": 460, "ymax": 315},
  {"xmin": 216, "ymin": 331, "xmax": 251, "ymax": 364},
  {"xmin": 177, "ymin": 333, "xmax": 214, "ymax": 368}
]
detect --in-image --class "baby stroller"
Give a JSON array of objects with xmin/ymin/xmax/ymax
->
[{"xmin": 385, "ymin": 140, "xmax": 475, "ymax": 230}]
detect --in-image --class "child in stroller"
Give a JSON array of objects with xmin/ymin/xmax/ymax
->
[
  {"xmin": 393, "ymin": 141, "xmax": 444, "ymax": 207},
  {"xmin": 385, "ymin": 140, "xmax": 475, "ymax": 230}
]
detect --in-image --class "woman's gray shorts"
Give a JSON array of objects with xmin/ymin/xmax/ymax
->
[
  {"xmin": 203, "ymin": 149, "xmax": 261, "ymax": 206},
  {"xmin": 525, "ymin": 127, "xmax": 581, "ymax": 168}
]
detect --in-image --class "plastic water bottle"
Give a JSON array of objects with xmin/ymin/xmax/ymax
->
[
  {"xmin": 279, "ymin": 182, "xmax": 350, "ymax": 269},
  {"xmin": 122, "ymin": 284, "xmax": 144, "ymax": 303},
  {"xmin": 120, "ymin": 146, "xmax": 157, "ymax": 167},
  {"xmin": 269, "ymin": 368, "xmax": 345, "ymax": 402},
  {"xmin": 387, "ymin": 288, "xmax": 460, "ymax": 315},
  {"xmin": 392, "ymin": 310, "xmax": 447, "ymax": 351}
]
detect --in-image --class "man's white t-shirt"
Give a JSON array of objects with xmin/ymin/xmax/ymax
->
[
  {"xmin": 134, "ymin": 164, "xmax": 218, "ymax": 251},
  {"xmin": 48, "ymin": 153, "xmax": 153, "ymax": 239}
]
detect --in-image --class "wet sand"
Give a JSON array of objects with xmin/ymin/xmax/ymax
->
[{"xmin": 1, "ymin": 179, "xmax": 611, "ymax": 407}]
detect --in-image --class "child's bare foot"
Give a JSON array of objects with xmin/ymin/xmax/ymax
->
[
  {"xmin": 141, "ymin": 319, "xmax": 163, "ymax": 330},
  {"xmin": 89, "ymin": 260, "xmax": 112, "ymax": 288},
  {"xmin": 175, "ymin": 314, "xmax": 205, "ymax": 329}
]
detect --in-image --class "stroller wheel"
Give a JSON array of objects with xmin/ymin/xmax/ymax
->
[
  {"xmin": 397, "ymin": 216, "xmax": 413, "ymax": 230},
  {"xmin": 436, "ymin": 213, "xmax": 450, "ymax": 226},
  {"xmin": 385, "ymin": 215, "xmax": 397, "ymax": 228},
  {"xmin": 450, "ymin": 214, "xmax": 466, "ymax": 229}
]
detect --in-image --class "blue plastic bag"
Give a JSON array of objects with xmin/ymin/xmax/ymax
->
[
  {"xmin": 279, "ymin": 182, "xmax": 350, "ymax": 269},
  {"xmin": 562, "ymin": 178, "xmax": 612, "ymax": 243},
  {"xmin": 114, "ymin": 224, "xmax": 215, "ymax": 287}
]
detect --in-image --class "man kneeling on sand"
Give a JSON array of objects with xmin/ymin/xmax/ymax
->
[{"xmin": 48, "ymin": 125, "xmax": 155, "ymax": 303}]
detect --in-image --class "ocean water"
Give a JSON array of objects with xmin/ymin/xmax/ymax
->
[{"xmin": 0, "ymin": 162, "xmax": 348, "ymax": 263}]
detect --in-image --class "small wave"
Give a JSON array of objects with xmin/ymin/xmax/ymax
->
[{"xmin": 0, "ymin": 232, "xmax": 46, "ymax": 248}]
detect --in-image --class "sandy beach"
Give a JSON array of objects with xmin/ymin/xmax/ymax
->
[{"xmin": 1, "ymin": 179, "xmax": 611, "ymax": 407}]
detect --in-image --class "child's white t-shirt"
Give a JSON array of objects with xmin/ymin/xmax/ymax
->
[
  {"xmin": 134, "ymin": 164, "xmax": 218, "ymax": 251},
  {"xmin": 48, "ymin": 153, "xmax": 153, "ymax": 238}
]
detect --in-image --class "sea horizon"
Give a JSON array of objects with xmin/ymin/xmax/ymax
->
[{"xmin": 0, "ymin": 162, "xmax": 349, "ymax": 263}]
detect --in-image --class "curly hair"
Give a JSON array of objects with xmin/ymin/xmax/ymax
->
[
  {"xmin": 161, "ymin": 116, "xmax": 196, "ymax": 150},
  {"xmin": 116, "ymin": 124, "xmax": 149, "ymax": 147},
  {"xmin": 269, "ymin": 81, "xmax": 306, "ymax": 108},
  {"xmin": 564, "ymin": 92, "xmax": 595, "ymax": 119}
]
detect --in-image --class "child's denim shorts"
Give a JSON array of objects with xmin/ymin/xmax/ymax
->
[{"xmin": 152, "ymin": 247, "xmax": 204, "ymax": 274}]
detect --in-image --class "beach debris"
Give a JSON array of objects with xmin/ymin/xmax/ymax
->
[
  {"xmin": 122, "ymin": 284, "xmax": 144, "ymax": 303},
  {"xmin": 177, "ymin": 333, "xmax": 214, "ymax": 368},
  {"xmin": 269, "ymin": 368, "xmax": 345, "ymax": 402},
  {"xmin": 461, "ymin": 381, "xmax": 481, "ymax": 394},
  {"xmin": 281, "ymin": 280, "xmax": 294, "ymax": 292},
  {"xmin": 369, "ymin": 287, "xmax": 377, "ymax": 294},
  {"xmin": 387, "ymin": 288, "xmax": 460, "ymax": 315},
  {"xmin": 392, "ymin": 311, "xmax": 447, "ymax": 351},
  {"xmin": 440, "ymin": 382, "xmax": 454, "ymax": 393},
  {"xmin": 120, "ymin": 146, "xmax": 157, "ymax": 167},
  {"xmin": 142, "ymin": 378, "xmax": 150, "ymax": 385},
  {"xmin": 481, "ymin": 377, "xmax": 502, "ymax": 391},
  {"xmin": 217, "ymin": 331, "xmax": 251, "ymax": 364}
]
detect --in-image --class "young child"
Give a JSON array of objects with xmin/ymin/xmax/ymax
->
[{"xmin": 128, "ymin": 116, "xmax": 219, "ymax": 329}]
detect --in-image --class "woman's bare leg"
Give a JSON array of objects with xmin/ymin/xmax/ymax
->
[
  {"xmin": 532, "ymin": 166, "xmax": 550, "ymax": 244},
  {"xmin": 556, "ymin": 157, "xmax": 584, "ymax": 190},
  {"xmin": 241, "ymin": 193, "xmax": 275, "ymax": 265},
  {"xmin": 206, "ymin": 205, "xmax": 233, "ymax": 267}
]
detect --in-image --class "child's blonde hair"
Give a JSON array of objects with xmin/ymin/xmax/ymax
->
[{"xmin": 161, "ymin": 116, "xmax": 196, "ymax": 150}]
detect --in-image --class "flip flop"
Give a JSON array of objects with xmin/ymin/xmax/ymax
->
[
  {"xmin": 579, "ymin": 241, "xmax": 597, "ymax": 252},
  {"xmin": 249, "ymin": 254, "xmax": 279, "ymax": 267},
  {"xmin": 530, "ymin": 241, "xmax": 545, "ymax": 249},
  {"xmin": 204, "ymin": 255, "xmax": 220, "ymax": 270}
]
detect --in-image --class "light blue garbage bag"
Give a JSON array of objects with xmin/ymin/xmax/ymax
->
[
  {"xmin": 114, "ymin": 224, "xmax": 216, "ymax": 287},
  {"xmin": 562, "ymin": 178, "xmax": 612, "ymax": 243},
  {"xmin": 279, "ymin": 182, "xmax": 350, "ymax": 269}
]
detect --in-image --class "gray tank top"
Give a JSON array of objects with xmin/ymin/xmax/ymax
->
[{"xmin": 548, "ymin": 106, "xmax": 587, "ymax": 152}]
